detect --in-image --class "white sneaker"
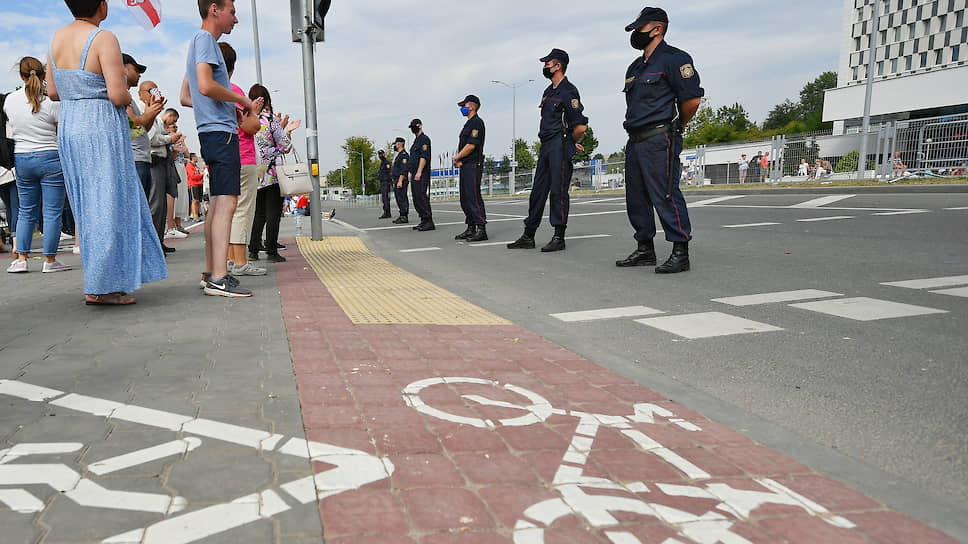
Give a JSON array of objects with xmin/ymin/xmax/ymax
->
[
  {"xmin": 43, "ymin": 260, "xmax": 73, "ymax": 273},
  {"xmin": 165, "ymin": 228, "xmax": 188, "ymax": 239},
  {"xmin": 72, "ymin": 246, "xmax": 80, "ymax": 255},
  {"xmin": 6, "ymin": 260, "xmax": 27, "ymax": 273},
  {"xmin": 232, "ymin": 262, "xmax": 267, "ymax": 276}
]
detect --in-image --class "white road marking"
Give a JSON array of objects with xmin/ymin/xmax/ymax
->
[
  {"xmin": 711, "ymin": 290, "xmax": 843, "ymax": 307},
  {"xmin": 690, "ymin": 195, "xmax": 744, "ymax": 207},
  {"xmin": 790, "ymin": 297, "xmax": 947, "ymax": 321},
  {"xmin": 789, "ymin": 195, "xmax": 855, "ymax": 208},
  {"xmin": 362, "ymin": 210, "xmax": 627, "ymax": 231},
  {"xmin": 433, "ymin": 209, "xmax": 524, "ymax": 218},
  {"xmin": 722, "ymin": 222, "xmax": 780, "ymax": 228},
  {"xmin": 470, "ymin": 234, "xmax": 612, "ymax": 248},
  {"xmin": 872, "ymin": 210, "xmax": 929, "ymax": 216},
  {"xmin": 0, "ymin": 443, "xmax": 83, "ymax": 464},
  {"xmin": 796, "ymin": 216, "xmax": 855, "ymax": 222},
  {"xmin": 88, "ymin": 439, "xmax": 202, "ymax": 475},
  {"xmin": 881, "ymin": 275, "xmax": 968, "ymax": 289},
  {"xmin": 635, "ymin": 312, "xmax": 783, "ymax": 339},
  {"xmin": 0, "ymin": 381, "xmax": 65, "ymax": 402},
  {"xmin": 329, "ymin": 218, "xmax": 364, "ymax": 233},
  {"xmin": 575, "ymin": 197, "xmax": 625, "ymax": 205},
  {"xmin": 399, "ymin": 247, "xmax": 441, "ymax": 253},
  {"xmin": 551, "ymin": 305, "xmax": 664, "ymax": 322},
  {"xmin": 0, "ymin": 489, "xmax": 46, "ymax": 513},
  {"xmin": 944, "ymin": 206, "xmax": 968, "ymax": 210},
  {"xmin": 930, "ymin": 286, "xmax": 968, "ymax": 298}
]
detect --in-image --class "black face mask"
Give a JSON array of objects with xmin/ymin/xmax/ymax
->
[
  {"xmin": 542, "ymin": 66, "xmax": 556, "ymax": 80},
  {"xmin": 410, "ymin": 126, "xmax": 420, "ymax": 135},
  {"xmin": 631, "ymin": 30, "xmax": 657, "ymax": 51}
]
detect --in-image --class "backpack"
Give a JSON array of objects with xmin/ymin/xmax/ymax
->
[{"xmin": 0, "ymin": 93, "xmax": 15, "ymax": 170}]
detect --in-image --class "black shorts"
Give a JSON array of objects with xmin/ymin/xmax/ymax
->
[
  {"xmin": 190, "ymin": 185, "xmax": 203, "ymax": 202},
  {"xmin": 199, "ymin": 131, "xmax": 241, "ymax": 196}
]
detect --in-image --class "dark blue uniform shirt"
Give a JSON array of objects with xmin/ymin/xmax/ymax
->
[
  {"xmin": 458, "ymin": 115, "xmax": 485, "ymax": 162},
  {"xmin": 538, "ymin": 77, "xmax": 588, "ymax": 143},
  {"xmin": 623, "ymin": 40, "xmax": 704, "ymax": 132},
  {"xmin": 378, "ymin": 157, "xmax": 392, "ymax": 182},
  {"xmin": 391, "ymin": 150, "xmax": 409, "ymax": 181},
  {"xmin": 409, "ymin": 134, "xmax": 432, "ymax": 176}
]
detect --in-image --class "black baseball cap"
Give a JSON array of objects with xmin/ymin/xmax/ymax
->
[
  {"xmin": 121, "ymin": 53, "xmax": 147, "ymax": 73},
  {"xmin": 408, "ymin": 118, "xmax": 422, "ymax": 129},
  {"xmin": 626, "ymin": 7, "xmax": 669, "ymax": 31},
  {"xmin": 458, "ymin": 94, "xmax": 480, "ymax": 107},
  {"xmin": 539, "ymin": 49, "xmax": 569, "ymax": 65},
  {"xmin": 394, "ymin": 137, "xmax": 406, "ymax": 144}
]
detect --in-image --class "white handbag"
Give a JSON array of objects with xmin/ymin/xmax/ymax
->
[{"xmin": 277, "ymin": 150, "xmax": 313, "ymax": 197}]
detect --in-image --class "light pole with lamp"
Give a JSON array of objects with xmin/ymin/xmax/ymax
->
[
  {"xmin": 352, "ymin": 151, "xmax": 366, "ymax": 196},
  {"xmin": 491, "ymin": 79, "xmax": 534, "ymax": 194}
]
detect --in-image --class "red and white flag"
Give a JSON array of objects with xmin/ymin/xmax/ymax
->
[{"xmin": 127, "ymin": 0, "xmax": 162, "ymax": 30}]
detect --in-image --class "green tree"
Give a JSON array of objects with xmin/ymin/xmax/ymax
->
[
  {"xmin": 483, "ymin": 156, "xmax": 499, "ymax": 176},
  {"xmin": 574, "ymin": 125, "xmax": 599, "ymax": 162},
  {"xmin": 340, "ymin": 136, "xmax": 379, "ymax": 195},
  {"xmin": 530, "ymin": 141, "xmax": 541, "ymax": 157},
  {"xmin": 513, "ymin": 138, "xmax": 536, "ymax": 170},
  {"xmin": 763, "ymin": 99, "xmax": 801, "ymax": 131},
  {"xmin": 716, "ymin": 103, "xmax": 753, "ymax": 132},
  {"xmin": 498, "ymin": 154, "xmax": 512, "ymax": 174},
  {"xmin": 799, "ymin": 71, "xmax": 838, "ymax": 131}
]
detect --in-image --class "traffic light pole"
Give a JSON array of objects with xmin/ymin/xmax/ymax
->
[{"xmin": 297, "ymin": 0, "xmax": 323, "ymax": 240}]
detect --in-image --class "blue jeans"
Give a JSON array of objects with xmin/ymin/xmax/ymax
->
[
  {"xmin": 15, "ymin": 150, "xmax": 66, "ymax": 256},
  {"xmin": 136, "ymin": 161, "xmax": 152, "ymax": 198}
]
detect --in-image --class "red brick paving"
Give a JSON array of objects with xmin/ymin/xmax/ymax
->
[{"xmin": 274, "ymin": 238, "xmax": 960, "ymax": 543}]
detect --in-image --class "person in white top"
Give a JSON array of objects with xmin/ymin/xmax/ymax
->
[
  {"xmin": 797, "ymin": 159, "xmax": 809, "ymax": 177},
  {"xmin": 3, "ymin": 56, "xmax": 72, "ymax": 274},
  {"xmin": 738, "ymin": 154, "xmax": 748, "ymax": 184}
]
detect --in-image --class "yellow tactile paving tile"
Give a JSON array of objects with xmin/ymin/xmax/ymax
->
[{"xmin": 296, "ymin": 236, "xmax": 510, "ymax": 325}]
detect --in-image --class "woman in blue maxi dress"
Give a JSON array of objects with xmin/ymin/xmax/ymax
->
[{"xmin": 48, "ymin": 7, "xmax": 166, "ymax": 305}]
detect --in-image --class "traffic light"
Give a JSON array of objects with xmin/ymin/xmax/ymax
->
[
  {"xmin": 290, "ymin": 0, "xmax": 330, "ymax": 43},
  {"xmin": 312, "ymin": 0, "xmax": 331, "ymax": 33}
]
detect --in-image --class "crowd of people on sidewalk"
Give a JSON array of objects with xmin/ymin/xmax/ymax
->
[{"xmin": 0, "ymin": 0, "xmax": 301, "ymax": 304}]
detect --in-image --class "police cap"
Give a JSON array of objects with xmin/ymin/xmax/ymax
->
[
  {"xmin": 625, "ymin": 7, "xmax": 669, "ymax": 31},
  {"xmin": 539, "ymin": 48, "xmax": 569, "ymax": 65},
  {"xmin": 458, "ymin": 94, "xmax": 480, "ymax": 107},
  {"xmin": 394, "ymin": 137, "xmax": 406, "ymax": 144},
  {"xmin": 408, "ymin": 118, "xmax": 422, "ymax": 129}
]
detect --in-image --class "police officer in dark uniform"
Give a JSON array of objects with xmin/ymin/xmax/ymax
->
[
  {"xmin": 507, "ymin": 48, "xmax": 588, "ymax": 252},
  {"xmin": 391, "ymin": 137, "xmax": 410, "ymax": 224},
  {"xmin": 617, "ymin": 7, "xmax": 703, "ymax": 274},
  {"xmin": 453, "ymin": 94, "xmax": 488, "ymax": 242},
  {"xmin": 408, "ymin": 118, "xmax": 434, "ymax": 231},
  {"xmin": 377, "ymin": 149, "xmax": 393, "ymax": 219}
]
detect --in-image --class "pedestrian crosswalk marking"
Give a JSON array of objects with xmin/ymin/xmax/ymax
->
[
  {"xmin": 790, "ymin": 297, "xmax": 947, "ymax": 322},
  {"xmin": 691, "ymin": 195, "xmax": 744, "ymax": 207},
  {"xmin": 712, "ymin": 290, "xmax": 843, "ymax": 307},
  {"xmin": 789, "ymin": 195, "xmax": 856, "ymax": 208},
  {"xmin": 399, "ymin": 247, "xmax": 441, "ymax": 253},
  {"xmin": 872, "ymin": 210, "xmax": 929, "ymax": 216},
  {"xmin": 635, "ymin": 312, "xmax": 783, "ymax": 339},
  {"xmin": 722, "ymin": 222, "xmax": 781, "ymax": 228},
  {"xmin": 881, "ymin": 275, "xmax": 968, "ymax": 290},
  {"xmin": 796, "ymin": 216, "xmax": 855, "ymax": 222},
  {"xmin": 930, "ymin": 286, "xmax": 968, "ymax": 298},
  {"xmin": 551, "ymin": 305, "xmax": 664, "ymax": 322}
]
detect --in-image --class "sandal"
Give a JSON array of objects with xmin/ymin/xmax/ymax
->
[{"xmin": 85, "ymin": 292, "xmax": 137, "ymax": 306}]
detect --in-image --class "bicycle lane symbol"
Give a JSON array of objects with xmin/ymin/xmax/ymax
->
[
  {"xmin": 0, "ymin": 380, "xmax": 394, "ymax": 544},
  {"xmin": 403, "ymin": 377, "xmax": 855, "ymax": 544}
]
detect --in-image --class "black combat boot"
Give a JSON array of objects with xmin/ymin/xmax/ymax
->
[
  {"xmin": 413, "ymin": 219, "xmax": 436, "ymax": 231},
  {"xmin": 507, "ymin": 229, "xmax": 536, "ymax": 249},
  {"xmin": 655, "ymin": 242, "xmax": 690, "ymax": 274},
  {"xmin": 455, "ymin": 225, "xmax": 474, "ymax": 240},
  {"xmin": 467, "ymin": 224, "xmax": 488, "ymax": 242},
  {"xmin": 541, "ymin": 225, "xmax": 567, "ymax": 252},
  {"xmin": 379, "ymin": 212, "xmax": 392, "ymax": 219},
  {"xmin": 393, "ymin": 215, "xmax": 408, "ymax": 224},
  {"xmin": 615, "ymin": 239, "xmax": 657, "ymax": 267}
]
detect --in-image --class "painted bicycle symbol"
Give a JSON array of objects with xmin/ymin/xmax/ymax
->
[{"xmin": 404, "ymin": 377, "xmax": 855, "ymax": 544}]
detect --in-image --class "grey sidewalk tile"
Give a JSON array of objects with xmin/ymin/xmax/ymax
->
[
  {"xmin": 0, "ymin": 510, "xmax": 44, "ymax": 544},
  {"xmin": 165, "ymin": 446, "xmax": 275, "ymax": 503}
]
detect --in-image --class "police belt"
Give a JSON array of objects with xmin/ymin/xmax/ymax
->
[{"xmin": 626, "ymin": 123, "xmax": 672, "ymax": 143}]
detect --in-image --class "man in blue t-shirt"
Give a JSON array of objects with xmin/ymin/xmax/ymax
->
[{"xmin": 180, "ymin": 0, "xmax": 263, "ymax": 298}]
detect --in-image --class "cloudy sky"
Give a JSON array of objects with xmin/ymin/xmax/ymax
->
[{"xmin": 1, "ymin": 0, "xmax": 844, "ymax": 170}]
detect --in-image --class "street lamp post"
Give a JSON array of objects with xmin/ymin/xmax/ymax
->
[
  {"xmin": 251, "ymin": 0, "xmax": 263, "ymax": 84},
  {"xmin": 354, "ymin": 151, "xmax": 366, "ymax": 196},
  {"xmin": 491, "ymin": 79, "xmax": 534, "ymax": 194}
]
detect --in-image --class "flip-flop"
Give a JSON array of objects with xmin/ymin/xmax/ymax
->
[{"xmin": 85, "ymin": 293, "xmax": 136, "ymax": 306}]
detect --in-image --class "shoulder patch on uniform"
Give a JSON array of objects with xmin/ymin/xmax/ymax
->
[
  {"xmin": 626, "ymin": 76, "xmax": 635, "ymax": 84},
  {"xmin": 422, "ymin": 144, "xmax": 428, "ymax": 151},
  {"xmin": 471, "ymin": 129, "xmax": 479, "ymax": 138},
  {"xmin": 571, "ymin": 99, "xmax": 580, "ymax": 109},
  {"xmin": 680, "ymin": 64, "xmax": 695, "ymax": 79},
  {"xmin": 403, "ymin": 158, "xmax": 407, "ymax": 164}
]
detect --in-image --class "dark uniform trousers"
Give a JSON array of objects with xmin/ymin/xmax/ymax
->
[
  {"xmin": 525, "ymin": 136, "xmax": 573, "ymax": 231},
  {"xmin": 411, "ymin": 172, "xmax": 432, "ymax": 221},
  {"xmin": 625, "ymin": 131, "xmax": 692, "ymax": 243},
  {"xmin": 380, "ymin": 181, "xmax": 392, "ymax": 215},
  {"xmin": 394, "ymin": 179, "xmax": 410, "ymax": 216},
  {"xmin": 459, "ymin": 161, "xmax": 486, "ymax": 225}
]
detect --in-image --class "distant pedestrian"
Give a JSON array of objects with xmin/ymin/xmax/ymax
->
[
  {"xmin": 391, "ymin": 137, "xmax": 410, "ymax": 223},
  {"xmin": 738, "ymin": 153, "xmax": 748, "ymax": 184},
  {"xmin": 249, "ymin": 84, "xmax": 296, "ymax": 263},
  {"xmin": 186, "ymin": 153, "xmax": 204, "ymax": 218},
  {"xmin": 49, "ymin": 0, "xmax": 168, "ymax": 304},
  {"xmin": 891, "ymin": 151, "xmax": 907, "ymax": 176},
  {"xmin": 507, "ymin": 48, "xmax": 588, "ymax": 252},
  {"xmin": 798, "ymin": 159, "xmax": 809, "ymax": 177},
  {"xmin": 124, "ymin": 56, "xmax": 167, "ymax": 253},
  {"xmin": 408, "ymin": 118, "xmax": 434, "ymax": 231},
  {"xmin": 760, "ymin": 152, "xmax": 769, "ymax": 182},
  {"xmin": 453, "ymin": 94, "xmax": 487, "ymax": 242},
  {"xmin": 748, "ymin": 151, "xmax": 762, "ymax": 182},
  {"xmin": 616, "ymin": 7, "xmax": 703, "ymax": 274},
  {"xmin": 377, "ymin": 149, "xmax": 392, "ymax": 219},
  {"xmin": 4, "ymin": 56, "xmax": 71, "ymax": 274}
]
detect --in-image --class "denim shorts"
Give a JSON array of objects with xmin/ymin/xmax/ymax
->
[{"xmin": 199, "ymin": 131, "xmax": 241, "ymax": 196}]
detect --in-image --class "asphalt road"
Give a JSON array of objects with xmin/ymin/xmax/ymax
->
[{"xmin": 329, "ymin": 188, "xmax": 968, "ymax": 540}]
